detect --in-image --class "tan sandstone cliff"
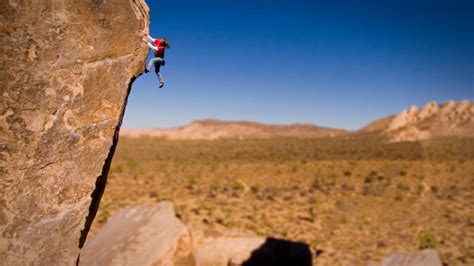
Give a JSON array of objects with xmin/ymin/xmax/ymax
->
[{"xmin": 0, "ymin": 0, "xmax": 149, "ymax": 264}]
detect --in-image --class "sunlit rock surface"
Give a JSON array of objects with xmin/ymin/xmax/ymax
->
[
  {"xmin": 82, "ymin": 202, "xmax": 312, "ymax": 266},
  {"xmin": 378, "ymin": 249, "xmax": 442, "ymax": 266},
  {"xmin": 80, "ymin": 203, "xmax": 195, "ymax": 266},
  {"xmin": 0, "ymin": 0, "xmax": 149, "ymax": 264}
]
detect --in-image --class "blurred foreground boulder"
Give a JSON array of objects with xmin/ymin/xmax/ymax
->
[
  {"xmin": 193, "ymin": 228, "xmax": 266, "ymax": 265},
  {"xmin": 377, "ymin": 249, "xmax": 442, "ymax": 266},
  {"xmin": 82, "ymin": 202, "xmax": 313, "ymax": 266},
  {"xmin": 193, "ymin": 228, "xmax": 312, "ymax": 266},
  {"xmin": 80, "ymin": 202, "xmax": 195, "ymax": 266}
]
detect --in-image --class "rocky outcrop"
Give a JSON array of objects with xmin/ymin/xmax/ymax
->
[
  {"xmin": 80, "ymin": 203, "xmax": 195, "ymax": 266},
  {"xmin": 360, "ymin": 100, "xmax": 474, "ymax": 141},
  {"xmin": 0, "ymin": 0, "xmax": 149, "ymax": 264}
]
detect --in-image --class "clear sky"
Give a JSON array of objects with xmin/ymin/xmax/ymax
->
[{"xmin": 123, "ymin": 0, "xmax": 473, "ymax": 130}]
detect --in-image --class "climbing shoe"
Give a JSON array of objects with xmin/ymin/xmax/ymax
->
[{"xmin": 159, "ymin": 82, "xmax": 164, "ymax": 88}]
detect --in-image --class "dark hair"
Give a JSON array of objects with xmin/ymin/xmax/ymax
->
[{"xmin": 161, "ymin": 38, "xmax": 170, "ymax": 48}]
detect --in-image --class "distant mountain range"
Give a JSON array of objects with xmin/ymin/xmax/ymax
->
[
  {"xmin": 121, "ymin": 100, "xmax": 473, "ymax": 142},
  {"xmin": 121, "ymin": 119, "xmax": 348, "ymax": 140}
]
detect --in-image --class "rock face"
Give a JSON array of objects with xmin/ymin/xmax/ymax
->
[
  {"xmin": 80, "ymin": 203, "xmax": 195, "ymax": 266},
  {"xmin": 360, "ymin": 100, "xmax": 474, "ymax": 141},
  {"xmin": 0, "ymin": 0, "xmax": 149, "ymax": 264}
]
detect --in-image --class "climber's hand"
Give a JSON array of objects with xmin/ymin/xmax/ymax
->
[{"xmin": 142, "ymin": 37, "xmax": 148, "ymax": 43}]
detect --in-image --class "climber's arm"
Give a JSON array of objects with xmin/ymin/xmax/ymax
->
[
  {"xmin": 142, "ymin": 31, "xmax": 156, "ymax": 42},
  {"xmin": 146, "ymin": 34, "xmax": 156, "ymax": 42},
  {"xmin": 147, "ymin": 42, "xmax": 159, "ymax": 51},
  {"xmin": 142, "ymin": 37, "xmax": 158, "ymax": 51}
]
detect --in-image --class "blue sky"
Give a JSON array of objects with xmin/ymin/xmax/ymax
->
[{"xmin": 123, "ymin": 0, "xmax": 473, "ymax": 130}]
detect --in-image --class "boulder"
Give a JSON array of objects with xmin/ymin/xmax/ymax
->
[
  {"xmin": 193, "ymin": 228, "xmax": 266, "ymax": 265},
  {"xmin": 0, "ymin": 0, "xmax": 149, "ymax": 264},
  {"xmin": 192, "ymin": 228, "xmax": 312, "ymax": 266},
  {"xmin": 80, "ymin": 202, "xmax": 195, "ymax": 266},
  {"xmin": 80, "ymin": 205, "xmax": 313, "ymax": 266},
  {"xmin": 378, "ymin": 249, "xmax": 442, "ymax": 266}
]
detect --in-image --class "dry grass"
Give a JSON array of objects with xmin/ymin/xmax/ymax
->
[{"xmin": 91, "ymin": 136, "xmax": 474, "ymax": 265}]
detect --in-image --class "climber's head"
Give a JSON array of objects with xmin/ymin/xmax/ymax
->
[{"xmin": 160, "ymin": 38, "xmax": 170, "ymax": 48}]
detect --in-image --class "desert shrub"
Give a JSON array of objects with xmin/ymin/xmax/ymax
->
[
  {"xmin": 291, "ymin": 165, "xmax": 298, "ymax": 173},
  {"xmin": 365, "ymin": 170, "xmax": 384, "ymax": 184},
  {"xmin": 418, "ymin": 232, "xmax": 437, "ymax": 249},
  {"xmin": 310, "ymin": 178, "xmax": 323, "ymax": 191},
  {"xmin": 449, "ymin": 164, "xmax": 456, "ymax": 173},
  {"xmin": 364, "ymin": 175, "xmax": 376, "ymax": 184},
  {"xmin": 394, "ymin": 194, "xmax": 403, "ymax": 201},
  {"xmin": 308, "ymin": 207, "xmax": 316, "ymax": 222},
  {"xmin": 110, "ymin": 164, "xmax": 124, "ymax": 173},
  {"xmin": 97, "ymin": 209, "xmax": 110, "ymax": 224},
  {"xmin": 126, "ymin": 159, "xmax": 138, "ymax": 169},
  {"xmin": 210, "ymin": 183, "xmax": 219, "ymax": 191},
  {"xmin": 399, "ymin": 170, "xmax": 407, "ymax": 176},
  {"xmin": 341, "ymin": 183, "xmax": 354, "ymax": 191},
  {"xmin": 216, "ymin": 217, "xmax": 225, "ymax": 225},
  {"xmin": 396, "ymin": 182, "xmax": 410, "ymax": 191},
  {"xmin": 186, "ymin": 175, "xmax": 198, "ymax": 186},
  {"xmin": 250, "ymin": 185, "xmax": 259, "ymax": 193},
  {"xmin": 340, "ymin": 217, "xmax": 348, "ymax": 224},
  {"xmin": 309, "ymin": 239, "xmax": 320, "ymax": 251},
  {"xmin": 283, "ymin": 194, "xmax": 293, "ymax": 201},
  {"xmin": 232, "ymin": 180, "xmax": 246, "ymax": 191},
  {"xmin": 329, "ymin": 173, "xmax": 338, "ymax": 179},
  {"xmin": 343, "ymin": 171, "xmax": 352, "ymax": 177}
]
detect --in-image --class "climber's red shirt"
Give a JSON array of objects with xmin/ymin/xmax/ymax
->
[{"xmin": 154, "ymin": 38, "xmax": 165, "ymax": 58}]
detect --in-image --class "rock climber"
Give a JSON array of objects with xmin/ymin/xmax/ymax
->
[{"xmin": 142, "ymin": 32, "xmax": 170, "ymax": 88}]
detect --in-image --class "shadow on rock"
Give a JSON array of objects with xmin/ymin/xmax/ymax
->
[{"xmin": 241, "ymin": 237, "xmax": 312, "ymax": 266}]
